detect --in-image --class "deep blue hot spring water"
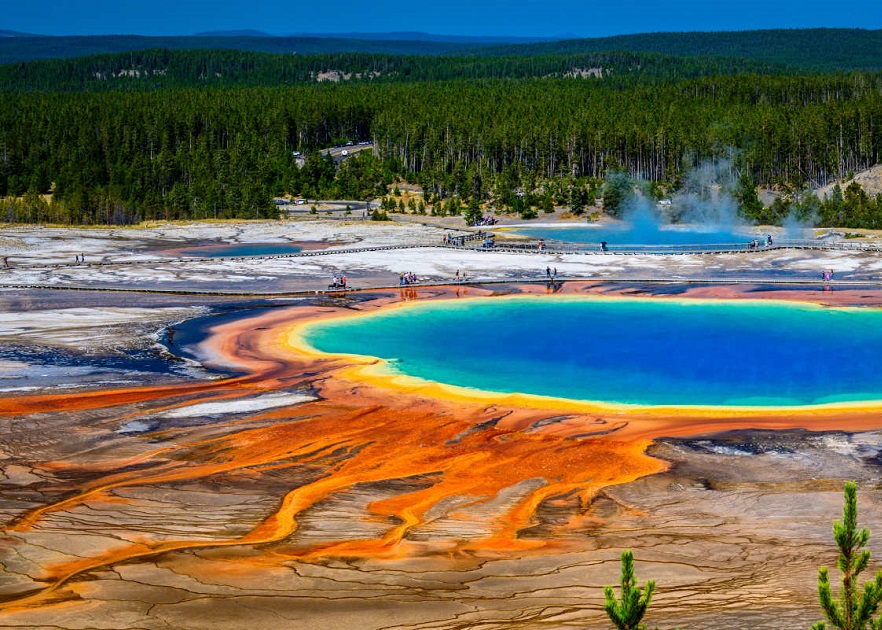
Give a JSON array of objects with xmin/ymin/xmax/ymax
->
[{"xmin": 301, "ymin": 297, "xmax": 882, "ymax": 407}]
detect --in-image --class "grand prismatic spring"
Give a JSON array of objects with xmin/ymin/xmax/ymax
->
[
  {"xmin": 6, "ymin": 270, "xmax": 882, "ymax": 628},
  {"xmin": 300, "ymin": 296, "xmax": 882, "ymax": 407}
]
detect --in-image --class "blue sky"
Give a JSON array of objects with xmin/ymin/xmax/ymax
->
[{"xmin": 3, "ymin": 0, "xmax": 881, "ymax": 37}]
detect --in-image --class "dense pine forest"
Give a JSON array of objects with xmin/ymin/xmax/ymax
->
[
  {"xmin": 1, "ymin": 40, "xmax": 881, "ymax": 226},
  {"xmin": 476, "ymin": 28, "xmax": 882, "ymax": 71},
  {"xmin": 3, "ymin": 29, "xmax": 881, "ymax": 71},
  {"xmin": 0, "ymin": 49, "xmax": 792, "ymax": 92},
  {"xmin": 0, "ymin": 34, "xmax": 481, "ymax": 65}
]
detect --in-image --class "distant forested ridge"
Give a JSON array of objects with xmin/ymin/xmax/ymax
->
[
  {"xmin": 0, "ymin": 35, "xmax": 485, "ymax": 65},
  {"xmin": 473, "ymin": 28, "xmax": 882, "ymax": 72},
  {"xmin": 2, "ymin": 28, "xmax": 881, "ymax": 72},
  {"xmin": 0, "ymin": 48, "xmax": 792, "ymax": 92},
  {"xmin": 2, "ymin": 72, "xmax": 880, "ymax": 225}
]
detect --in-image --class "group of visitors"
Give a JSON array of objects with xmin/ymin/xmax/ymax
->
[
  {"xmin": 545, "ymin": 266, "xmax": 559, "ymax": 279},
  {"xmin": 472, "ymin": 215, "xmax": 498, "ymax": 226},
  {"xmin": 443, "ymin": 234, "xmax": 468, "ymax": 246},
  {"xmin": 399, "ymin": 271, "xmax": 419, "ymax": 285},
  {"xmin": 443, "ymin": 230, "xmax": 496, "ymax": 247},
  {"xmin": 75, "ymin": 253, "xmax": 85, "ymax": 264},
  {"xmin": 822, "ymin": 269, "xmax": 835, "ymax": 281},
  {"xmin": 748, "ymin": 235, "xmax": 774, "ymax": 250},
  {"xmin": 330, "ymin": 274, "xmax": 348, "ymax": 289}
]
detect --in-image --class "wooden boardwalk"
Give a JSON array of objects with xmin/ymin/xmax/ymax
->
[
  {"xmin": 0, "ymin": 276, "xmax": 870, "ymax": 298},
  {"xmin": 0, "ymin": 237, "xmax": 877, "ymax": 297},
  {"xmin": 1, "ymin": 237, "xmax": 878, "ymax": 272}
]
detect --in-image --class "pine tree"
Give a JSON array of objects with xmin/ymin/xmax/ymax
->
[
  {"xmin": 604, "ymin": 550, "xmax": 656, "ymax": 630},
  {"xmin": 811, "ymin": 482, "xmax": 882, "ymax": 630},
  {"xmin": 601, "ymin": 171, "xmax": 634, "ymax": 218},
  {"xmin": 464, "ymin": 196, "xmax": 482, "ymax": 225},
  {"xmin": 542, "ymin": 190, "xmax": 554, "ymax": 213},
  {"xmin": 735, "ymin": 170, "xmax": 764, "ymax": 222}
]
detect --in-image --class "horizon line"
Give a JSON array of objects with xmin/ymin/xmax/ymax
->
[{"xmin": 3, "ymin": 26, "xmax": 880, "ymax": 40}]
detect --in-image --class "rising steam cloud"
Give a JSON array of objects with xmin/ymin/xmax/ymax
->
[{"xmin": 611, "ymin": 158, "xmax": 762, "ymax": 244}]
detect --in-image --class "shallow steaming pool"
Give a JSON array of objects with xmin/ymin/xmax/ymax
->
[{"xmin": 502, "ymin": 223, "xmax": 762, "ymax": 247}]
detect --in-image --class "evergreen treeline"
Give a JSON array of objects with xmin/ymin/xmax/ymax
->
[
  {"xmin": 0, "ymin": 34, "xmax": 482, "ymax": 65},
  {"xmin": 474, "ymin": 28, "xmax": 882, "ymax": 72},
  {"xmin": 1, "ymin": 73, "xmax": 881, "ymax": 225},
  {"xmin": 2, "ymin": 29, "xmax": 881, "ymax": 72},
  {"xmin": 0, "ymin": 49, "xmax": 791, "ymax": 92}
]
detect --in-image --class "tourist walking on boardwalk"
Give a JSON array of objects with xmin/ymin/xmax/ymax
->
[
  {"xmin": 546, "ymin": 266, "xmax": 551, "ymax": 278},
  {"xmin": 2, "ymin": 256, "xmax": 7, "ymax": 268}
]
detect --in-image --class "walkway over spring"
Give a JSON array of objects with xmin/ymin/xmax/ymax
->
[{"xmin": 0, "ymin": 235, "xmax": 873, "ymax": 297}]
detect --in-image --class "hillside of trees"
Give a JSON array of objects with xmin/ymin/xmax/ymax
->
[
  {"xmin": 0, "ymin": 34, "xmax": 482, "ymax": 65},
  {"xmin": 475, "ymin": 28, "xmax": 882, "ymax": 72},
  {"xmin": 1, "ymin": 71, "xmax": 880, "ymax": 226},
  {"xmin": 0, "ymin": 48, "xmax": 792, "ymax": 92},
  {"xmin": 2, "ymin": 29, "xmax": 880, "ymax": 71}
]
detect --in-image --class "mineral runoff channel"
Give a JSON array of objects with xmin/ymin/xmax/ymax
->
[{"xmin": 3, "ymin": 281, "xmax": 882, "ymax": 629}]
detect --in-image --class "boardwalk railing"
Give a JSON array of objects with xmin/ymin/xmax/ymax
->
[
  {"xmin": 443, "ymin": 237, "xmax": 882, "ymax": 255},
  {"xmin": 1, "ymin": 275, "xmax": 876, "ymax": 298}
]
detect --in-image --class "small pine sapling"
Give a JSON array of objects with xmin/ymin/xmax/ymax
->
[
  {"xmin": 604, "ymin": 550, "xmax": 656, "ymax": 630},
  {"xmin": 811, "ymin": 481, "xmax": 882, "ymax": 630}
]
